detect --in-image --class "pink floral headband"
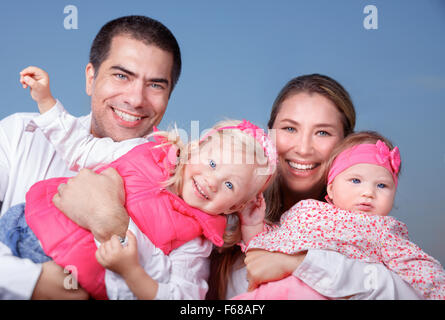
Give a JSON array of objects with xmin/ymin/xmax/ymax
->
[
  {"xmin": 327, "ymin": 140, "xmax": 401, "ymax": 187},
  {"xmin": 199, "ymin": 119, "xmax": 277, "ymax": 175}
]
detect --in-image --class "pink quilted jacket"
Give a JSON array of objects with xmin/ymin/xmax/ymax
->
[{"xmin": 25, "ymin": 140, "xmax": 227, "ymax": 299}]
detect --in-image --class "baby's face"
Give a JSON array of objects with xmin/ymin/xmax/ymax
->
[
  {"xmin": 180, "ymin": 138, "xmax": 261, "ymax": 215},
  {"xmin": 327, "ymin": 163, "xmax": 396, "ymax": 216}
]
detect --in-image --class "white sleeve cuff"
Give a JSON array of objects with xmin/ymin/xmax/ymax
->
[{"xmin": 25, "ymin": 99, "xmax": 65, "ymax": 132}]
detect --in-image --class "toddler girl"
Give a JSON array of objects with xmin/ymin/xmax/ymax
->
[
  {"xmin": 234, "ymin": 131, "xmax": 445, "ymax": 300},
  {"xmin": 0, "ymin": 67, "xmax": 276, "ymax": 299}
]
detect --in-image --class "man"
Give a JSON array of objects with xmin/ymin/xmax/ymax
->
[{"xmin": 0, "ymin": 15, "xmax": 182, "ymax": 299}]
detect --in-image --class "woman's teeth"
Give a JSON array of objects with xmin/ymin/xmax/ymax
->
[
  {"xmin": 113, "ymin": 108, "xmax": 142, "ymax": 122},
  {"xmin": 288, "ymin": 161, "xmax": 316, "ymax": 170}
]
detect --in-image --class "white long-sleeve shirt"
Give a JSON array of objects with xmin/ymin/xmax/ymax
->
[
  {"xmin": 226, "ymin": 250, "xmax": 424, "ymax": 300},
  {"xmin": 4, "ymin": 101, "xmax": 423, "ymax": 300},
  {"xmin": 0, "ymin": 107, "xmax": 210, "ymax": 299}
]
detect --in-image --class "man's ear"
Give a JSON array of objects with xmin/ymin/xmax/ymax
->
[{"xmin": 85, "ymin": 63, "xmax": 95, "ymax": 96}]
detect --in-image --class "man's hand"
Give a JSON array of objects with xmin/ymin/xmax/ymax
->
[
  {"xmin": 244, "ymin": 249, "xmax": 307, "ymax": 291},
  {"xmin": 53, "ymin": 167, "xmax": 129, "ymax": 242},
  {"xmin": 19, "ymin": 66, "xmax": 56, "ymax": 113},
  {"xmin": 31, "ymin": 261, "xmax": 89, "ymax": 300}
]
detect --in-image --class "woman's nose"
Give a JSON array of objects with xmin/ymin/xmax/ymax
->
[{"xmin": 294, "ymin": 132, "xmax": 313, "ymax": 156}]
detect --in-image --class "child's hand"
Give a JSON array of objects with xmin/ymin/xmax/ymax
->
[
  {"xmin": 20, "ymin": 66, "xmax": 56, "ymax": 114},
  {"xmin": 238, "ymin": 193, "xmax": 266, "ymax": 227},
  {"xmin": 95, "ymin": 230, "xmax": 139, "ymax": 277}
]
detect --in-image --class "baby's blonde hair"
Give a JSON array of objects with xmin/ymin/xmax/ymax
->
[{"xmin": 148, "ymin": 119, "xmax": 274, "ymax": 247}]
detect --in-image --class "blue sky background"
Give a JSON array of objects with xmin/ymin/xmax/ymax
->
[{"xmin": 1, "ymin": 0, "xmax": 444, "ymax": 266}]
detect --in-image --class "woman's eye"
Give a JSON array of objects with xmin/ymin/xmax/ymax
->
[
  {"xmin": 351, "ymin": 178, "xmax": 361, "ymax": 184},
  {"xmin": 377, "ymin": 183, "xmax": 386, "ymax": 189},
  {"xmin": 225, "ymin": 181, "xmax": 233, "ymax": 190},
  {"xmin": 317, "ymin": 130, "xmax": 330, "ymax": 136},
  {"xmin": 209, "ymin": 160, "xmax": 216, "ymax": 168},
  {"xmin": 283, "ymin": 127, "xmax": 295, "ymax": 133}
]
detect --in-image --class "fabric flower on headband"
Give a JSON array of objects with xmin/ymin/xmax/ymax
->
[{"xmin": 375, "ymin": 140, "xmax": 401, "ymax": 175}]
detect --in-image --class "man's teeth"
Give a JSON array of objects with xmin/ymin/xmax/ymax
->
[
  {"xmin": 194, "ymin": 180, "xmax": 209, "ymax": 199},
  {"xmin": 288, "ymin": 161, "xmax": 316, "ymax": 170},
  {"xmin": 113, "ymin": 108, "xmax": 142, "ymax": 122}
]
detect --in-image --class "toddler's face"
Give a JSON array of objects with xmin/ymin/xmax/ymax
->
[
  {"xmin": 327, "ymin": 163, "xmax": 396, "ymax": 216},
  {"xmin": 180, "ymin": 139, "xmax": 262, "ymax": 215}
]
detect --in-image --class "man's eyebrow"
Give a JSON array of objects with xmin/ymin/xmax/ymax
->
[
  {"xmin": 110, "ymin": 65, "xmax": 169, "ymax": 86},
  {"xmin": 110, "ymin": 65, "xmax": 136, "ymax": 77}
]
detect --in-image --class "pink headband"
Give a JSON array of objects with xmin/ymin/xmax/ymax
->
[
  {"xmin": 327, "ymin": 140, "xmax": 401, "ymax": 187},
  {"xmin": 200, "ymin": 119, "xmax": 277, "ymax": 176}
]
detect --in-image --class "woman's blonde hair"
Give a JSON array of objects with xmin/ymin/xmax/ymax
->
[{"xmin": 149, "ymin": 119, "xmax": 274, "ymax": 248}]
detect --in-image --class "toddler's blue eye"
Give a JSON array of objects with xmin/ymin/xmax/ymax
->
[
  {"xmin": 351, "ymin": 178, "xmax": 361, "ymax": 184},
  {"xmin": 377, "ymin": 183, "xmax": 386, "ymax": 189},
  {"xmin": 225, "ymin": 182, "xmax": 233, "ymax": 190},
  {"xmin": 209, "ymin": 160, "xmax": 216, "ymax": 168}
]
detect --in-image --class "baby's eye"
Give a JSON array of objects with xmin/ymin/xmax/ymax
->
[
  {"xmin": 351, "ymin": 178, "xmax": 361, "ymax": 184},
  {"xmin": 209, "ymin": 160, "xmax": 216, "ymax": 168},
  {"xmin": 225, "ymin": 181, "xmax": 233, "ymax": 190},
  {"xmin": 377, "ymin": 183, "xmax": 386, "ymax": 189}
]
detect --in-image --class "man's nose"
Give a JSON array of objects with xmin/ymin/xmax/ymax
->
[{"xmin": 124, "ymin": 80, "xmax": 146, "ymax": 108}]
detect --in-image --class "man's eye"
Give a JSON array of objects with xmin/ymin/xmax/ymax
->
[
  {"xmin": 351, "ymin": 178, "xmax": 361, "ymax": 184},
  {"xmin": 150, "ymin": 83, "xmax": 164, "ymax": 89},
  {"xmin": 225, "ymin": 181, "xmax": 233, "ymax": 190},
  {"xmin": 209, "ymin": 160, "xmax": 216, "ymax": 168},
  {"xmin": 115, "ymin": 73, "xmax": 127, "ymax": 80},
  {"xmin": 377, "ymin": 183, "xmax": 386, "ymax": 189}
]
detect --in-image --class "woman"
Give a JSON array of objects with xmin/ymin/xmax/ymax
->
[{"xmin": 207, "ymin": 74, "xmax": 422, "ymax": 300}]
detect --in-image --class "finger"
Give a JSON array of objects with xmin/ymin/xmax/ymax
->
[
  {"xmin": 125, "ymin": 230, "xmax": 137, "ymax": 249},
  {"xmin": 23, "ymin": 75, "xmax": 37, "ymax": 88},
  {"xmin": 95, "ymin": 248, "xmax": 106, "ymax": 266},
  {"xmin": 57, "ymin": 183, "xmax": 66, "ymax": 195},
  {"xmin": 101, "ymin": 167, "xmax": 123, "ymax": 184},
  {"xmin": 20, "ymin": 66, "xmax": 46, "ymax": 79},
  {"xmin": 110, "ymin": 234, "xmax": 122, "ymax": 251},
  {"xmin": 52, "ymin": 193, "xmax": 60, "ymax": 207}
]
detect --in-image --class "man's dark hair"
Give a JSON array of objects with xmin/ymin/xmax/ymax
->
[{"xmin": 89, "ymin": 15, "xmax": 181, "ymax": 93}]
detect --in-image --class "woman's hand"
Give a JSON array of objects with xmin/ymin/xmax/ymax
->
[
  {"xmin": 244, "ymin": 249, "xmax": 307, "ymax": 291},
  {"xmin": 52, "ymin": 167, "xmax": 129, "ymax": 242}
]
